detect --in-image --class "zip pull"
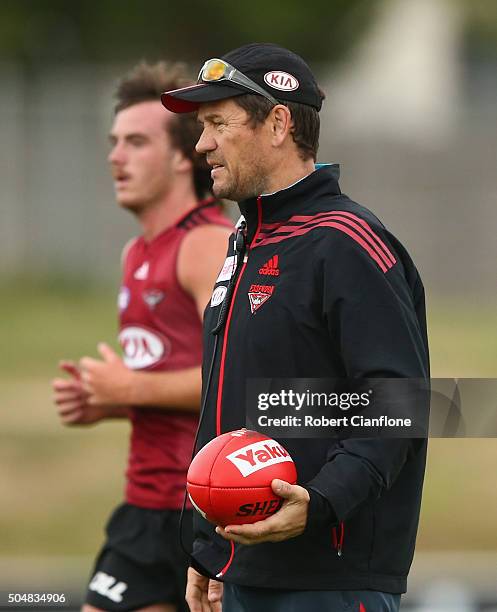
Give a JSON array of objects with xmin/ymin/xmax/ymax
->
[
  {"xmin": 211, "ymin": 222, "xmax": 247, "ymax": 336},
  {"xmin": 337, "ymin": 522, "xmax": 344, "ymax": 557},
  {"xmin": 332, "ymin": 522, "xmax": 345, "ymax": 557},
  {"xmin": 234, "ymin": 220, "xmax": 247, "ymax": 261},
  {"xmin": 216, "ymin": 541, "xmax": 236, "ymax": 578}
]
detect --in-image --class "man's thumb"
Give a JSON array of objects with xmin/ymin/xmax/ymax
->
[
  {"xmin": 208, "ymin": 580, "xmax": 223, "ymax": 603},
  {"xmin": 98, "ymin": 342, "xmax": 119, "ymax": 362},
  {"xmin": 271, "ymin": 479, "xmax": 293, "ymax": 498},
  {"xmin": 59, "ymin": 360, "xmax": 81, "ymax": 380}
]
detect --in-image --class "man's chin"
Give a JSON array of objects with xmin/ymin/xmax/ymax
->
[
  {"xmin": 117, "ymin": 198, "xmax": 143, "ymax": 212},
  {"xmin": 213, "ymin": 184, "xmax": 256, "ymax": 203},
  {"xmin": 212, "ymin": 179, "xmax": 238, "ymax": 201},
  {"xmin": 212, "ymin": 182, "xmax": 228, "ymax": 200}
]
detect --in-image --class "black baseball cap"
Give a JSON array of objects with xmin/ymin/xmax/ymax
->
[{"xmin": 161, "ymin": 43, "xmax": 323, "ymax": 113}]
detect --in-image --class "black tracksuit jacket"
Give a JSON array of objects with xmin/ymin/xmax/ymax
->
[{"xmin": 192, "ymin": 164, "xmax": 429, "ymax": 593}]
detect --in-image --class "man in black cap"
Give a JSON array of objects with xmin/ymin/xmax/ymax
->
[{"xmin": 162, "ymin": 43, "xmax": 429, "ymax": 612}]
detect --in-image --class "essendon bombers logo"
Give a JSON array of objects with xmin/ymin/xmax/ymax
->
[
  {"xmin": 226, "ymin": 439, "xmax": 292, "ymax": 477},
  {"xmin": 248, "ymin": 284, "xmax": 274, "ymax": 314},
  {"xmin": 143, "ymin": 289, "xmax": 165, "ymax": 309}
]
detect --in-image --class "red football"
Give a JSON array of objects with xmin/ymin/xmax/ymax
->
[{"xmin": 187, "ymin": 429, "xmax": 297, "ymax": 526}]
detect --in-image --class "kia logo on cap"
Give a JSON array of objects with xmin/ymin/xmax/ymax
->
[{"xmin": 264, "ymin": 71, "xmax": 299, "ymax": 91}]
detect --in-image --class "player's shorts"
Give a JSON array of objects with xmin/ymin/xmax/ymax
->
[
  {"xmin": 222, "ymin": 583, "xmax": 401, "ymax": 612},
  {"xmin": 85, "ymin": 503, "xmax": 192, "ymax": 612}
]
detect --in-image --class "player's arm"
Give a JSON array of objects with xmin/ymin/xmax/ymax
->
[
  {"xmin": 79, "ymin": 223, "xmax": 232, "ymax": 412},
  {"xmin": 177, "ymin": 223, "xmax": 232, "ymax": 319},
  {"xmin": 79, "ymin": 344, "xmax": 202, "ymax": 411},
  {"xmin": 52, "ymin": 239, "xmax": 140, "ymax": 427}
]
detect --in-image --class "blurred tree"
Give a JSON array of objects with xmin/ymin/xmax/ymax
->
[
  {"xmin": 457, "ymin": 0, "xmax": 497, "ymax": 59},
  {"xmin": 0, "ymin": 0, "xmax": 383, "ymax": 67}
]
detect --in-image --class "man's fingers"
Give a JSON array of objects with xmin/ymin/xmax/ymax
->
[
  {"xmin": 221, "ymin": 518, "xmax": 272, "ymax": 538},
  {"xmin": 186, "ymin": 568, "xmax": 212, "ymax": 612},
  {"xmin": 59, "ymin": 360, "xmax": 81, "ymax": 380},
  {"xmin": 206, "ymin": 577, "xmax": 223, "ymax": 610},
  {"xmin": 80, "ymin": 370, "xmax": 94, "ymax": 395},
  {"xmin": 207, "ymin": 580, "xmax": 223, "ymax": 604},
  {"xmin": 200, "ymin": 590, "xmax": 211, "ymax": 612},
  {"xmin": 52, "ymin": 378, "xmax": 83, "ymax": 392},
  {"xmin": 54, "ymin": 390, "xmax": 85, "ymax": 405},
  {"xmin": 185, "ymin": 596, "xmax": 201, "ymax": 612},
  {"xmin": 59, "ymin": 408, "xmax": 84, "ymax": 424},
  {"xmin": 56, "ymin": 398, "xmax": 86, "ymax": 413},
  {"xmin": 97, "ymin": 342, "xmax": 119, "ymax": 363},
  {"xmin": 185, "ymin": 585, "xmax": 204, "ymax": 612},
  {"xmin": 216, "ymin": 522, "xmax": 269, "ymax": 545},
  {"xmin": 218, "ymin": 501, "xmax": 300, "ymax": 544},
  {"xmin": 79, "ymin": 356, "xmax": 101, "ymax": 372},
  {"xmin": 208, "ymin": 598, "xmax": 222, "ymax": 612},
  {"xmin": 216, "ymin": 531, "xmax": 254, "ymax": 545}
]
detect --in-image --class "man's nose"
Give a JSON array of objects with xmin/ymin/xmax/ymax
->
[
  {"xmin": 195, "ymin": 129, "xmax": 215, "ymax": 155},
  {"xmin": 108, "ymin": 142, "xmax": 126, "ymax": 165}
]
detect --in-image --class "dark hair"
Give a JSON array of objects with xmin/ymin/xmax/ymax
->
[
  {"xmin": 233, "ymin": 92, "xmax": 324, "ymax": 161},
  {"xmin": 114, "ymin": 61, "xmax": 211, "ymax": 199}
]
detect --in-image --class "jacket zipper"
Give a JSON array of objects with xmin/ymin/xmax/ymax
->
[
  {"xmin": 213, "ymin": 197, "xmax": 263, "ymax": 578},
  {"xmin": 215, "ymin": 196, "xmax": 262, "ymax": 436}
]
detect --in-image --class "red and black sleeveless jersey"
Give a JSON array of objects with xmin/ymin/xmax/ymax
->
[{"xmin": 119, "ymin": 198, "xmax": 232, "ymax": 509}]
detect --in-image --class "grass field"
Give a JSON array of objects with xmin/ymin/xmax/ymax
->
[{"xmin": 1, "ymin": 278, "xmax": 496, "ymax": 557}]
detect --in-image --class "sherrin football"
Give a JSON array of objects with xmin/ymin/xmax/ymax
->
[{"xmin": 187, "ymin": 429, "xmax": 297, "ymax": 526}]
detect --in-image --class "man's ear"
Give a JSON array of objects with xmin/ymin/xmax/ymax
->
[
  {"xmin": 269, "ymin": 105, "xmax": 293, "ymax": 148},
  {"xmin": 172, "ymin": 149, "xmax": 193, "ymax": 173}
]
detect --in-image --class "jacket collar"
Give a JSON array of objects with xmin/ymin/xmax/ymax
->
[{"xmin": 238, "ymin": 164, "xmax": 341, "ymax": 240}]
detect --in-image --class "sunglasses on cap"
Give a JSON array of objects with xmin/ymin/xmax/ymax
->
[{"xmin": 198, "ymin": 58, "xmax": 279, "ymax": 106}]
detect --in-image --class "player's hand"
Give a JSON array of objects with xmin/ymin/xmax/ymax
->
[
  {"xmin": 52, "ymin": 360, "xmax": 106, "ymax": 425},
  {"xmin": 185, "ymin": 567, "xmax": 223, "ymax": 612},
  {"xmin": 216, "ymin": 479, "xmax": 310, "ymax": 546},
  {"xmin": 80, "ymin": 343, "xmax": 133, "ymax": 406}
]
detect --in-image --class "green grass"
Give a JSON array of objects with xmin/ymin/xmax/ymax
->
[
  {"xmin": 0, "ymin": 429, "xmax": 128, "ymax": 554},
  {"xmin": 427, "ymin": 296, "xmax": 497, "ymax": 377},
  {"xmin": 0, "ymin": 278, "xmax": 496, "ymax": 556},
  {"xmin": 0, "ymin": 276, "xmax": 119, "ymax": 378},
  {"xmin": 1, "ymin": 278, "xmax": 495, "ymax": 379},
  {"xmin": 0, "ymin": 277, "xmax": 126, "ymax": 556},
  {"xmin": 419, "ymin": 439, "xmax": 497, "ymax": 550}
]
